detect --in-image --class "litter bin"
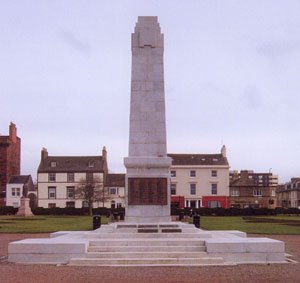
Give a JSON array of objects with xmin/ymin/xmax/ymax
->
[
  {"xmin": 179, "ymin": 212, "xmax": 184, "ymax": 221},
  {"xmin": 119, "ymin": 212, "xmax": 125, "ymax": 221},
  {"xmin": 93, "ymin": 215, "xmax": 101, "ymax": 230},
  {"xmin": 193, "ymin": 214, "xmax": 200, "ymax": 228}
]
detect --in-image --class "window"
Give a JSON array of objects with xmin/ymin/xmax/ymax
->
[
  {"xmin": 231, "ymin": 189, "xmax": 240, "ymax": 196},
  {"xmin": 88, "ymin": 161, "xmax": 94, "ymax": 168},
  {"xmin": 171, "ymin": 170, "xmax": 176, "ymax": 177},
  {"xmin": 253, "ymin": 189, "xmax": 262, "ymax": 197},
  {"xmin": 211, "ymin": 183, "xmax": 217, "ymax": 195},
  {"xmin": 82, "ymin": 201, "xmax": 89, "ymax": 208},
  {"xmin": 117, "ymin": 203, "xmax": 122, "ymax": 208},
  {"xmin": 208, "ymin": 201, "xmax": 221, "ymax": 208},
  {"xmin": 111, "ymin": 200, "xmax": 116, "ymax": 208},
  {"xmin": 110, "ymin": 188, "xmax": 118, "ymax": 195},
  {"xmin": 170, "ymin": 183, "xmax": 176, "ymax": 195},
  {"xmin": 190, "ymin": 184, "xmax": 196, "ymax": 195},
  {"xmin": 211, "ymin": 170, "xmax": 217, "ymax": 177},
  {"xmin": 48, "ymin": 203, "xmax": 56, "ymax": 208},
  {"xmin": 271, "ymin": 190, "xmax": 276, "ymax": 197},
  {"xmin": 49, "ymin": 173, "xmax": 56, "ymax": 182},
  {"xmin": 190, "ymin": 170, "xmax": 196, "ymax": 177},
  {"xmin": 11, "ymin": 188, "xmax": 20, "ymax": 197},
  {"xmin": 66, "ymin": 187, "xmax": 75, "ymax": 199},
  {"xmin": 50, "ymin": 161, "xmax": 56, "ymax": 168},
  {"xmin": 67, "ymin": 173, "xmax": 75, "ymax": 182},
  {"xmin": 86, "ymin": 172, "xmax": 93, "ymax": 181},
  {"xmin": 66, "ymin": 201, "xmax": 75, "ymax": 208},
  {"xmin": 48, "ymin": 187, "xmax": 56, "ymax": 199}
]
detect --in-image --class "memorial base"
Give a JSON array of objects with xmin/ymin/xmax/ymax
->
[{"xmin": 16, "ymin": 197, "xmax": 33, "ymax": 217}]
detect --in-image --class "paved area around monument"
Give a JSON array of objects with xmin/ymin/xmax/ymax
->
[{"xmin": 0, "ymin": 233, "xmax": 299, "ymax": 283}]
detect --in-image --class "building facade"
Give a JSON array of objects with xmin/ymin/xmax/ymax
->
[
  {"xmin": 37, "ymin": 147, "xmax": 107, "ymax": 208},
  {"xmin": 229, "ymin": 170, "xmax": 278, "ymax": 208},
  {"xmin": 0, "ymin": 123, "xmax": 21, "ymax": 205},
  {"xmin": 105, "ymin": 173, "xmax": 125, "ymax": 208},
  {"xmin": 168, "ymin": 146, "xmax": 230, "ymax": 208},
  {"xmin": 277, "ymin": 178, "xmax": 300, "ymax": 208},
  {"xmin": 37, "ymin": 147, "xmax": 126, "ymax": 209},
  {"xmin": 6, "ymin": 175, "xmax": 36, "ymax": 208}
]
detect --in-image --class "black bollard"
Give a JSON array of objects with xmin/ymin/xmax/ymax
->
[
  {"xmin": 179, "ymin": 211, "xmax": 184, "ymax": 221},
  {"xmin": 193, "ymin": 214, "xmax": 200, "ymax": 228},
  {"xmin": 92, "ymin": 215, "xmax": 101, "ymax": 230},
  {"xmin": 113, "ymin": 212, "xmax": 119, "ymax": 221}
]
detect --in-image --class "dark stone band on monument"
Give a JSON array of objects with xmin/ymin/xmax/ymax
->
[{"xmin": 128, "ymin": 178, "xmax": 168, "ymax": 205}]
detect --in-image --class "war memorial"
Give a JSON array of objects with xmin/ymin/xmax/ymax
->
[{"xmin": 8, "ymin": 17, "xmax": 286, "ymax": 266}]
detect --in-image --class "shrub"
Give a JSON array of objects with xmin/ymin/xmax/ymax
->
[{"xmin": 0, "ymin": 206, "xmax": 18, "ymax": 215}]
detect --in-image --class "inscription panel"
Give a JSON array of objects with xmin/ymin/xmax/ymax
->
[{"xmin": 128, "ymin": 178, "xmax": 167, "ymax": 205}]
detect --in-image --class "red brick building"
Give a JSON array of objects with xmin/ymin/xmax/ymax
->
[{"xmin": 0, "ymin": 123, "xmax": 21, "ymax": 205}]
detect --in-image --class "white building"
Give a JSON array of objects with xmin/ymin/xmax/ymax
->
[
  {"xmin": 6, "ymin": 175, "xmax": 36, "ymax": 208},
  {"xmin": 38, "ymin": 147, "xmax": 106, "ymax": 208},
  {"xmin": 168, "ymin": 146, "xmax": 230, "ymax": 208},
  {"xmin": 37, "ymin": 147, "xmax": 125, "ymax": 208}
]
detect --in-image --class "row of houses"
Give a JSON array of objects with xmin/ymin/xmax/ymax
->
[{"xmin": 1, "ymin": 123, "xmax": 299, "ymax": 210}]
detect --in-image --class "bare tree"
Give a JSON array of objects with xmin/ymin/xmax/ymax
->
[{"xmin": 75, "ymin": 176, "xmax": 110, "ymax": 216}]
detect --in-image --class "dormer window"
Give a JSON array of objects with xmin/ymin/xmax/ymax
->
[
  {"xmin": 88, "ymin": 161, "xmax": 94, "ymax": 168},
  {"xmin": 50, "ymin": 161, "xmax": 57, "ymax": 168}
]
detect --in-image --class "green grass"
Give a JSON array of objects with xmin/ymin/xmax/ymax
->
[
  {"xmin": 0, "ymin": 215, "xmax": 108, "ymax": 233},
  {"xmin": 200, "ymin": 215, "xmax": 300, "ymax": 234},
  {"xmin": 1, "ymin": 215, "xmax": 300, "ymax": 234}
]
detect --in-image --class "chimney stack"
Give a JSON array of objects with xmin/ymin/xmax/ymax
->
[
  {"xmin": 41, "ymin": 148, "xmax": 48, "ymax": 162},
  {"xmin": 102, "ymin": 146, "xmax": 108, "ymax": 174},
  {"xmin": 9, "ymin": 122, "xmax": 17, "ymax": 143}
]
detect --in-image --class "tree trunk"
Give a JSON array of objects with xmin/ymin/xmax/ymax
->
[{"xmin": 89, "ymin": 204, "xmax": 93, "ymax": 216}]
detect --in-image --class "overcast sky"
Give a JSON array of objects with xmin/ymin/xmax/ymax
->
[{"xmin": 1, "ymin": 0, "xmax": 299, "ymax": 183}]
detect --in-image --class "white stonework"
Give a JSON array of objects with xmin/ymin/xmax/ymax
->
[
  {"xmin": 8, "ymin": 223, "xmax": 287, "ymax": 265},
  {"xmin": 16, "ymin": 197, "xmax": 33, "ymax": 216},
  {"xmin": 124, "ymin": 16, "xmax": 172, "ymax": 222}
]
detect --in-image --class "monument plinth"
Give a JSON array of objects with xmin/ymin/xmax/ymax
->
[{"xmin": 124, "ymin": 16, "xmax": 172, "ymax": 222}]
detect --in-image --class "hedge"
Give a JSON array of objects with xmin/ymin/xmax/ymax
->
[
  {"xmin": 171, "ymin": 207, "xmax": 300, "ymax": 216},
  {"xmin": 31, "ymin": 207, "xmax": 125, "ymax": 216},
  {"xmin": 0, "ymin": 206, "xmax": 18, "ymax": 215},
  {"xmin": 1, "ymin": 205, "xmax": 299, "ymax": 217}
]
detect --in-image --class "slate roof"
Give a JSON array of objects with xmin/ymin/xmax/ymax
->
[
  {"xmin": 105, "ymin": 174, "xmax": 125, "ymax": 187},
  {"xmin": 167, "ymin": 153, "xmax": 229, "ymax": 166},
  {"xmin": 38, "ymin": 156, "xmax": 104, "ymax": 173},
  {"xmin": 8, "ymin": 175, "xmax": 31, "ymax": 184}
]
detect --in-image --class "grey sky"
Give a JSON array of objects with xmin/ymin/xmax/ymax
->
[{"xmin": 1, "ymin": 0, "xmax": 299, "ymax": 182}]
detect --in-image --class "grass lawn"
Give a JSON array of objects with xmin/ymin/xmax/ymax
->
[
  {"xmin": 200, "ymin": 215, "xmax": 300, "ymax": 234},
  {"xmin": 1, "ymin": 215, "xmax": 300, "ymax": 234},
  {"xmin": 0, "ymin": 215, "xmax": 108, "ymax": 233}
]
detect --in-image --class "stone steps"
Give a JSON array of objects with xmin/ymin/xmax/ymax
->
[
  {"xmin": 88, "ymin": 245, "xmax": 206, "ymax": 252},
  {"xmin": 66, "ymin": 232, "xmax": 220, "ymax": 266},
  {"xmin": 89, "ymin": 239, "xmax": 205, "ymax": 247},
  {"xmin": 87, "ymin": 232, "xmax": 210, "ymax": 239},
  {"xmin": 68, "ymin": 257, "xmax": 224, "ymax": 266},
  {"xmin": 86, "ymin": 251, "xmax": 208, "ymax": 258}
]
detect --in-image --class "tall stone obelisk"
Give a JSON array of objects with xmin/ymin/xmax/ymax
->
[{"xmin": 124, "ymin": 16, "xmax": 172, "ymax": 223}]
